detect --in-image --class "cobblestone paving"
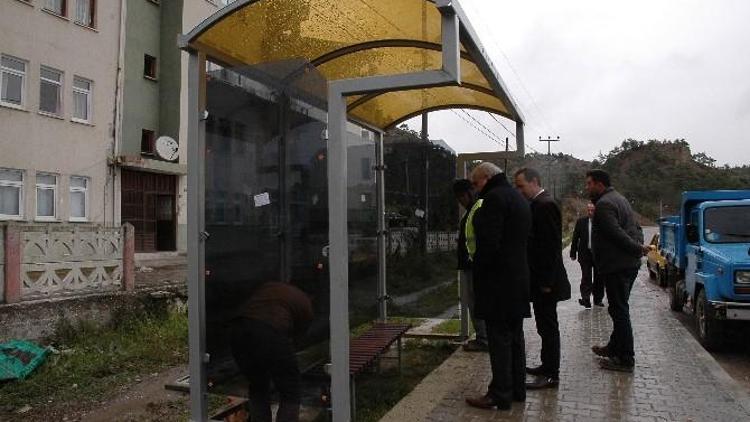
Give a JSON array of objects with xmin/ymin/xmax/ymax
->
[{"xmin": 383, "ymin": 230, "xmax": 750, "ymax": 421}]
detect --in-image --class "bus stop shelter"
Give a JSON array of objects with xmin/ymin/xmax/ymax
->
[{"xmin": 179, "ymin": 1, "xmax": 526, "ymax": 420}]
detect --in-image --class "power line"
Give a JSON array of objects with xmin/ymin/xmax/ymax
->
[{"xmin": 449, "ymin": 110, "xmax": 505, "ymax": 147}]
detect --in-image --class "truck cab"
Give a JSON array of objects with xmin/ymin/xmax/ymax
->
[{"xmin": 662, "ymin": 192, "xmax": 750, "ymax": 350}]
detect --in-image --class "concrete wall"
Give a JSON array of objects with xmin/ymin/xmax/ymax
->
[{"xmin": 0, "ymin": 0, "xmax": 121, "ymax": 225}]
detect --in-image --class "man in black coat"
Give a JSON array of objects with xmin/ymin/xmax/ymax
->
[
  {"xmin": 585, "ymin": 169, "xmax": 649, "ymax": 373},
  {"xmin": 513, "ymin": 167, "xmax": 570, "ymax": 390},
  {"xmin": 570, "ymin": 203, "xmax": 605, "ymax": 308},
  {"xmin": 465, "ymin": 162, "xmax": 531, "ymax": 410}
]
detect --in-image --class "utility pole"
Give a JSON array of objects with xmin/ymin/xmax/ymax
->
[{"xmin": 539, "ymin": 136, "xmax": 560, "ymax": 197}]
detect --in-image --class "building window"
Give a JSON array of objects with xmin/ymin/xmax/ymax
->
[
  {"xmin": 39, "ymin": 66, "xmax": 63, "ymax": 116},
  {"xmin": 36, "ymin": 173, "xmax": 57, "ymax": 220},
  {"xmin": 1, "ymin": 55, "xmax": 27, "ymax": 108},
  {"xmin": 70, "ymin": 176, "xmax": 88, "ymax": 221},
  {"xmin": 44, "ymin": 0, "xmax": 67, "ymax": 16},
  {"xmin": 143, "ymin": 55, "xmax": 157, "ymax": 79},
  {"xmin": 75, "ymin": 0, "xmax": 96, "ymax": 28},
  {"xmin": 141, "ymin": 129, "xmax": 155, "ymax": 155},
  {"xmin": 0, "ymin": 168, "xmax": 24, "ymax": 219},
  {"xmin": 72, "ymin": 77, "xmax": 92, "ymax": 122}
]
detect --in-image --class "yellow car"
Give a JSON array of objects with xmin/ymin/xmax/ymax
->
[{"xmin": 646, "ymin": 234, "xmax": 668, "ymax": 287}]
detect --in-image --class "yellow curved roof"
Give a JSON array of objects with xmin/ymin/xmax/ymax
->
[{"xmin": 184, "ymin": 0, "xmax": 523, "ymax": 130}]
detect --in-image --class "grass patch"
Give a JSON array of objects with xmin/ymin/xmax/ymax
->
[
  {"xmin": 387, "ymin": 251, "xmax": 456, "ymax": 297},
  {"xmin": 0, "ymin": 307, "xmax": 188, "ymax": 419},
  {"xmin": 430, "ymin": 318, "xmax": 476, "ymax": 336},
  {"xmin": 390, "ymin": 281, "xmax": 458, "ymax": 318},
  {"xmin": 353, "ymin": 340, "xmax": 457, "ymax": 422}
]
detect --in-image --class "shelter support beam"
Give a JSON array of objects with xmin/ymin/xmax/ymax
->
[
  {"xmin": 327, "ymin": 7, "xmax": 461, "ymax": 421},
  {"xmin": 187, "ymin": 52, "xmax": 208, "ymax": 422},
  {"xmin": 376, "ymin": 132, "xmax": 388, "ymax": 322}
]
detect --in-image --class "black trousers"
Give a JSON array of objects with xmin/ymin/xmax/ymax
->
[
  {"xmin": 532, "ymin": 298, "xmax": 560, "ymax": 378},
  {"xmin": 602, "ymin": 269, "xmax": 638, "ymax": 365},
  {"xmin": 229, "ymin": 319, "xmax": 301, "ymax": 422},
  {"xmin": 485, "ymin": 318, "xmax": 526, "ymax": 403},
  {"xmin": 579, "ymin": 260, "xmax": 605, "ymax": 303}
]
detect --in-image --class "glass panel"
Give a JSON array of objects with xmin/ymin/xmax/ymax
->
[
  {"xmin": 70, "ymin": 191, "xmax": 85, "ymax": 218},
  {"xmin": 350, "ymin": 85, "xmax": 510, "ymax": 129},
  {"xmin": 37, "ymin": 188, "xmax": 55, "ymax": 217},
  {"xmin": 45, "ymin": 0, "xmax": 64, "ymax": 14},
  {"xmin": 70, "ymin": 176, "xmax": 87, "ymax": 189},
  {"xmin": 2, "ymin": 73, "xmax": 23, "ymax": 104},
  {"xmin": 37, "ymin": 174, "xmax": 56, "ymax": 185},
  {"xmin": 2, "ymin": 56, "xmax": 25, "ymax": 72},
  {"xmin": 40, "ymin": 80, "xmax": 61, "ymax": 114},
  {"xmin": 0, "ymin": 169, "xmax": 23, "ymax": 182},
  {"xmin": 41, "ymin": 68, "xmax": 61, "ymax": 82},
  {"xmin": 0, "ymin": 186, "xmax": 21, "ymax": 215},
  {"xmin": 73, "ymin": 91, "xmax": 88, "ymax": 120},
  {"xmin": 383, "ymin": 128, "xmax": 459, "ymax": 323},
  {"xmin": 75, "ymin": 0, "xmax": 92, "ymax": 26},
  {"xmin": 73, "ymin": 77, "xmax": 90, "ymax": 90}
]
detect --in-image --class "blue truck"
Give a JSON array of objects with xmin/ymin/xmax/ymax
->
[{"xmin": 660, "ymin": 190, "xmax": 750, "ymax": 350}]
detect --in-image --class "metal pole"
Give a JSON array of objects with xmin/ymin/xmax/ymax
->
[
  {"xmin": 327, "ymin": 89, "xmax": 351, "ymax": 422},
  {"xmin": 421, "ymin": 113, "xmax": 429, "ymax": 254},
  {"xmin": 376, "ymin": 131, "xmax": 387, "ymax": 321},
  {"xmin": 187, "ymin": 52, "xmax": 208, "ymax": 422},
  {"xmin": 457, "ymin": 159, "xmax": 469, "ymax": 340}
]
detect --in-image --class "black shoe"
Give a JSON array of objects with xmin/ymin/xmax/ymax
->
[
  {"xmin": 599, "ymin": 356, "xmax": 634, "ymax": 373},
  {"xmin": 594, "ymin": 301, "xmax": 605, "ymax": 307},
  {"xmin": 591, "ymin": 344, "xmax": 611, "ymax": 357},
  {"xmin": 578, "ymin": 298, "xmax": 592, "ymax": 308},
  {"xmin": 465, "ymin": 394, "xmax": 511, "ymax": 410},
  {"xmin": 463, "ymin": 339, "xmax": 489, "ymax": 352},
  {"xmin": 525, "ymin": 365, "xmax": 547, "ymax": 376},
  {"xmin": 525, "ymin": 375, "xmax": 559, "ymax": 390}
]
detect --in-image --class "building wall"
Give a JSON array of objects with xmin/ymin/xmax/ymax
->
[{"xmin": 0, "ymin": 0, "xmax": 121, "ymax": 225}]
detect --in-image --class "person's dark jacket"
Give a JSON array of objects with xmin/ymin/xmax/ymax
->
[
  {"xmin": 570, "ymin": 216, "xmax": 593, "ymax": 263},
  {"xmin": 528, "ymin": 190, "xmax": 571, "ymax": 302},
  {"xmin": 591, "ymin": 187, "xmax": 644, "ymax": 275},
  {"xmin": 457, "ymin": 203, "xmax": 472, "ymax": 271},
  {"xmin": 472, "ymin": 173, "xmax": 531, "ymax": 322}
]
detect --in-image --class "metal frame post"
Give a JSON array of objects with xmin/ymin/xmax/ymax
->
[
  {"xmin": 187, "ymin": 52, "xmax": 208, "ymax": 422},
  {"xmin": 328, "ymin": 5, "xmax": 461, "ymax": 421},
  {"xmin": 376, "ymin": 131, "xmax": 388, "ymax": 322},
  {"xmin": 457, "ymin": 160, "xmax": 470, "ymax": 340}
]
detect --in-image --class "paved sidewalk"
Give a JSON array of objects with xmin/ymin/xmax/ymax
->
[{"xmin": 382, "ymin": 236, "xmax": 750, "ymax": 421}]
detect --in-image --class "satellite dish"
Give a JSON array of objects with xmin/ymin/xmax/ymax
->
[{"xmin": 155, "ymin": 136, "xmax": 179, "ymax": 162}]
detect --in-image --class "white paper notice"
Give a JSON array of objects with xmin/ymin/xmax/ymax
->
[{"xmin": 254, "ymin": 192, "xmax": 271, "ymax": 207}]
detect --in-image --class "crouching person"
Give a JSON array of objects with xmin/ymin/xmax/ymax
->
[{"xmin": 229, "ymin": 282, "xmax": 314, "ymax": 422}]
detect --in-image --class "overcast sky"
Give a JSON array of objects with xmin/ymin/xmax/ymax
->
[{"xmin": 404, "ymin": 0, "xmax": 750, "ymax": 166}]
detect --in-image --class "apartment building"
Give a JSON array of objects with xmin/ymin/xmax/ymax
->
[{"xmin": 1, "ymin": 0, "xmax": 121, "ymax": 225}]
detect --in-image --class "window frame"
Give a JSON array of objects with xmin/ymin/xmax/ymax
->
[
  {"xmin": 1, "ymin": 54, "xmax": 28, "ymax": 109},
  {"xmin": 72, "ymin": 76, "xmax": 93, "ymax": 123},
  {"xmin": 74, "ymin": 0, "xmax": 96, "ymax": 28},
  {"xmin": 69, "ymin": 175, "xmax": 89, "ymax": 222},
  {"xmin": 143, "ymin": 54, "xmax": 158, "ymax": 80},
  {"xmin": 0, "ymin": 168, "xmax": 25, "ymax": 220},
  {"xmin": 35, "ymin": 173, "xmax": 58, "ymax": 221},
  {"xmin": 39, "ymin": 65, "xmax": 64, "ymax": 117},
  {"xmin": 43, "ymin": 0, "xmax": 67, "ymax": 17}
]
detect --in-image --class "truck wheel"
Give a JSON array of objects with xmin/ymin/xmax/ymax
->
[
  {"xmin": 669, "ymin": 281, "xmax": 683, "ymax": 312},
  {"xmin": 695, "ymin": 289, "xmax": 723, "ymax": 351}
]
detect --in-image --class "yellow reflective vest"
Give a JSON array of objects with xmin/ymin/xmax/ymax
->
[{"xmin": 465, "ymin": 199, "xmax": 483, "ymax": 261}]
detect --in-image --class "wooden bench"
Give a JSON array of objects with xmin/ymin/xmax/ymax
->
[{"xmin": 348, "ymin": 322, "xmax": 411, "ymax": 417}]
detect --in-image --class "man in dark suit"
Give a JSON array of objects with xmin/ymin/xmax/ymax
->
[
  {"xmin": 585, "ymin": 169, "xmax": 649, "ymax": 373},
  {"xmin": 513, "ymin": 167, "xmax": 571, "ymax": 390},
  {"xmin": 570, "ymin": 203, "xmax": 605, "ymax": 308},
  {"xmin": 465, "ymin": 162, "xmax": 531, "ymax": 410}
]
